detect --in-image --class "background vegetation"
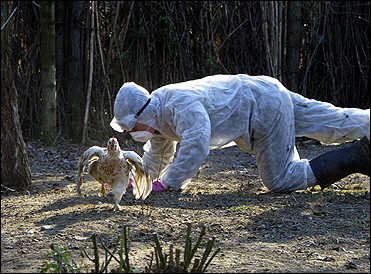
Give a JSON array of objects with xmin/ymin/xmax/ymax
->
[{"xmin": 6, "ymin": 1, "xmax": 371, "ymax": 143}]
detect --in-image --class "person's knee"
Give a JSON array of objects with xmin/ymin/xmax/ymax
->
[
  {"xmin": 263, "ymin": 179, "xmax": 287, "ymax": 193},
  {"xmin": 260, "ymin": 161, "xmax": 309, "ymax": 193}
]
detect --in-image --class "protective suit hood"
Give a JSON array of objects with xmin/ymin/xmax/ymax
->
[{"xmin": 110, "ymin": 82, "xmax": 156, "ymax": 132}]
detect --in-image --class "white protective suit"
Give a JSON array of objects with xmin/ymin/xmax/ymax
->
[{"xmin": 110, "ymin": 74, "xmax": 370, "ymax": 192}]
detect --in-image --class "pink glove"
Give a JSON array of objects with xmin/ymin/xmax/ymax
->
[
  {"xmin": 127, "ymin": 178, "xmax": 133, "ymax": 191},
  {"xmin": 127, "ymin": 179, "xmax": 167, "ymax": 192},
  {"xmin": 152, "ymin": 180, "xmax": 167, "ymax": 192}
]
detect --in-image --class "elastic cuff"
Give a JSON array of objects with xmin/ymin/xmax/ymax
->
[{"xmin": 307, "ymin": 165, "xmax": 317, "ymax": 188}]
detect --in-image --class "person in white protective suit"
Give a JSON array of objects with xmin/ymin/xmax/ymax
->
[{"xmin": 110, "ymin": 74, "xmax": 370, "ymax": 193}]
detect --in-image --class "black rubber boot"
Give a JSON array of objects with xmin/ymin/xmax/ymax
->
[{"xmin": 309, "ymin": 137, "xmax": 370, "ymax": 189}]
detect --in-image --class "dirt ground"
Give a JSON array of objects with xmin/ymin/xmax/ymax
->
[{"xmin": 1, "ymin": 137, "xmax": 370, "ymax": 273}]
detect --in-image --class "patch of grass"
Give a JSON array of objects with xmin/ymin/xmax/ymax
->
[
  {"xmin": 229, "ymin": 204, "xmax": 265, "ymax": 215},
  {"xmin": 336, "ymin": 189, "xmax": 369, "ymax": 195}
]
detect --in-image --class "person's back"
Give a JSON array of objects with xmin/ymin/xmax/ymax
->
[{"xmin": 150, "ymin": 74, "xmax": 292, "ymax": 150}]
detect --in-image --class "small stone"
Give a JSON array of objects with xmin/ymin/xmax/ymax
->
[
  {"xmin": 74, "ymin": 236, "xmax": 89, "ymax": 241},
  {"xmin": 24, "ymin": 229, "xmax": 37, "ymax": 234}
]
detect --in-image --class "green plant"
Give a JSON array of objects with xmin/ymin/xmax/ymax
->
[
  {"xmin": 81, "ymin": 225, "xmax": 139, "ymax": 273},
  {"xmin": 40, "ymin": 223, "xmax": 220, "ymax": 273},
  {"xmin": 40, "ymin": 244, "xmax": 81, "ymax": 273},
  {"xmin": 146, "ymin": 223, "xmax": 221, "ymax": 273}
]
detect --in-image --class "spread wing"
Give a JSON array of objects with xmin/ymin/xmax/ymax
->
[
  {"xmin": 124, "ymin": 150, "xmax": 152, "ymax": 200},
  {"xmin": 77, "ymin": 146, "xmax": 107, "ymax": 195}
]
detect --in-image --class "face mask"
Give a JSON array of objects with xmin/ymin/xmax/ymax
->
[{"xmin": 130, "ymin": 131, "xmax": 154, "ymax": 142}]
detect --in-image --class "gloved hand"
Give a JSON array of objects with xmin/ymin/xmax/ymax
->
[
  {"xmin": 127, "ymin": 179, "xmax": 168, "ymax": 192},
  {"xmin": 152, "ymin": 180, "xmax": 168, "ymax": 192},
  {"xmin": 126, "ymin": 178, "xmax": 133, "ymax": 191}
]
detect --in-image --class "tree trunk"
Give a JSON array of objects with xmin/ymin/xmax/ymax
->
[
  {"xmin": 82, "ymin": 1, "xmax": 95, "ymax": 143},
  {"xmin": 261, "ymin": 1, "xmax": 283, "ymax": 80},
  {"xmin": 40, "ymin": 1, "xmax": 57, "ymax": 146},
  {"xmin": 1, "ymin": 1, "xmax": 31, "ymax": 190},
  {"xmin": 286, "ymin": 1, "xmax": 302, "ymax": 92},
  {"xmin": 65, "ymin": 1, "xmax": 84, "ymax": 142}
]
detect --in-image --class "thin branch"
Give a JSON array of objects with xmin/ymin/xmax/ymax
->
[
  {"xmin": 82, "ymin": 1, "xmax": 95, "ymax": 143},
  {"xmin": 1, "ymin": 184, "xmax": 16, "ymax": 192},
  {"xmin": 95, "ymin": 3, "xmax": 113, "ymax": 119},
  {"xmin": 1, "ymin": 6, "xmax": 18, "ymax": 31}
]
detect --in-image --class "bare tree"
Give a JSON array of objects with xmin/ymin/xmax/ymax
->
[
  {"xmin": 82, "ymin": 1, "xmax": 96, "ymax": 143},
  {"xmin": 40, "ymin": 1, "xmax": 57, "ymax": 146},
  {"xmin": 65, "ymin": 1, "xmax": 84, "ymax": 142},
  {"xmin": 261, "ymin": 1, "xmax": 284, "ymax": 80},
  {"xmin": 1, "ymin": 1, "xmax": 31, "ymax": 191},
  {"xmin": 285, "ymin": 1, "xmax": 302, "ymax": 91}
]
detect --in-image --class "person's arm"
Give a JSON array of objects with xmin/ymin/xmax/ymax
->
[
  {"xmin": 142, "ymin": 135, "xmax": 177, "ymax": 181},
  {"xmin": 161, "ymin": 102, "xmax": 211, "ymax": 190}
]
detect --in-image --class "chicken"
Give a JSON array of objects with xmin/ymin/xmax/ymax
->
[{"xmin": 77, "ymin": 136, "xmax": 152, "ymax": 211}]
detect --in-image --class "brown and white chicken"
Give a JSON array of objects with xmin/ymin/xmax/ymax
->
[{"xmin": 77, "ymin": 136, "xmax": 152, "ymax": 211}]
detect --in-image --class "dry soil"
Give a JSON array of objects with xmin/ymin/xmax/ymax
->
[{"xmin": 1, "ymin": 138, "xmax": 370, "ymax": 273}]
